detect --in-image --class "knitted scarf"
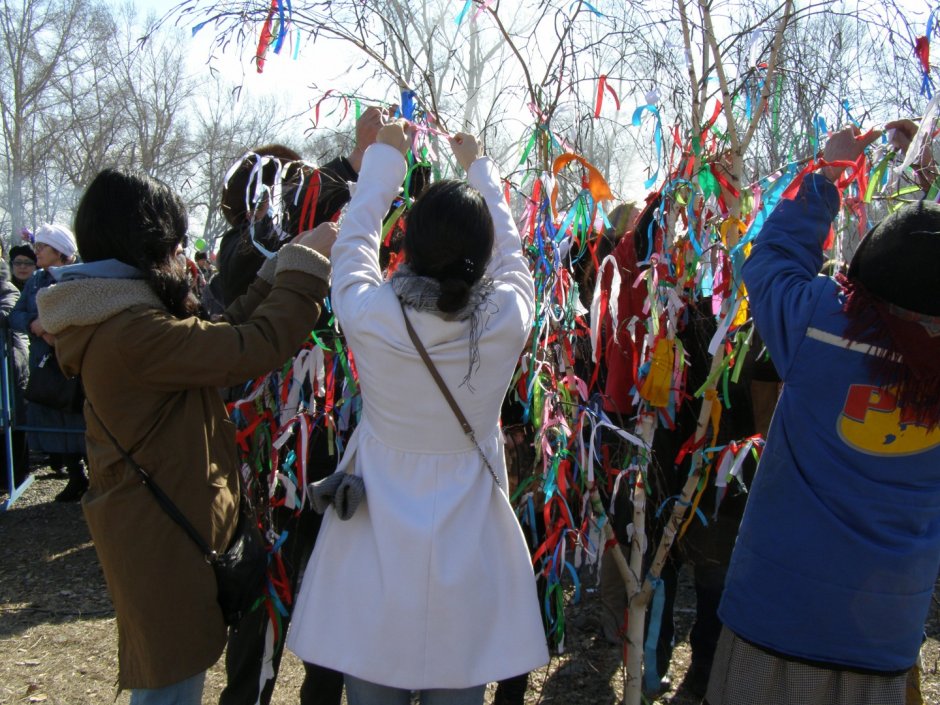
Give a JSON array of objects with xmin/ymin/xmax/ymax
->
[{"xmin": 390, "ymin": 262, "xmax": 495, "ymax": 389}]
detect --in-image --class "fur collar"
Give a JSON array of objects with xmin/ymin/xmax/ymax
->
[{"xmin": 37, "ymin": 277, "xmax": 165, "ymax": 335}]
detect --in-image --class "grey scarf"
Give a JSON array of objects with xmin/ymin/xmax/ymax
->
[{"xmin": 390, "ymin": 262, "xmax": 496, "ymax": 388}]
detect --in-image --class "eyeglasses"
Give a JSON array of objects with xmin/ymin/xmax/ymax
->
[
  {"xmin": 12, "ymin": 259, "xmax": 35, "ymax": 266},
  {"xmin": 33, "ymin": 242, "xmax": 47, "ymax": 253}
]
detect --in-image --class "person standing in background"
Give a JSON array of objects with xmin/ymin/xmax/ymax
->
[{"xmin": 10, "ymin": 224, "xmax": 87, "ymax": 502}]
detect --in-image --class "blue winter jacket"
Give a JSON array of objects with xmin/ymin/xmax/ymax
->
[{"xmin": 719, "ymin": 173, "xmax": 940, "ymax": 672}]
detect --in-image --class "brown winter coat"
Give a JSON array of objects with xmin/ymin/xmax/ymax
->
[{"xmin": 36, "ymin": 244, "xmax": 329, "ymax": 690}]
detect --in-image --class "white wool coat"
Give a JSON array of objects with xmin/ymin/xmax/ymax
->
[{"xmin": 288, "ymin": 144, "xmax": 549, "ymax": 689}]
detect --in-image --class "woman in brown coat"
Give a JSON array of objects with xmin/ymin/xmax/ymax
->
[{"xmin": 35, "ymin": 168, "xmax": 336, "ymax": 704}]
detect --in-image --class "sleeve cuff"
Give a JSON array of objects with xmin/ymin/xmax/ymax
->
[
  {"xmin": 361, "ymin": 144, "xmax": 408, "ymax": 188},
  {"xmin": 802, "ymin": 173, "xmax": 841, "ymax": 220},
  {"xmin": 467, "ymin": 156, "xmax": 499, "ymax": 190},
  {"xmin": 275, "ymin": 243, "xmax": 332, "ymax": 284},
  {"xmin": 256, "ymin": 256, "xmax": 277, "ymax": 285}
]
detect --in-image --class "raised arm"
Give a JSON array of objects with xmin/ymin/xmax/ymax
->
[
  {"xmin": 39, "ymin": 244, "xmax": 332, "ymax": 390},
  {"xmin": 452, "ymin": 133, "xmax": 534, "ymax": 319},
  {"xmin": 743, "ymin": 126, "xmax": 880, "ymax": 377},
  {"xmin": 223, "ymin": 222, "xmax": 338, "ymax": 325},
  {"xmin": 329, "ymin": 126, "xmax": 408, "ymax": 329}
]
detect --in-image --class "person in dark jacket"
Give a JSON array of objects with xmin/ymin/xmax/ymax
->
[
  {"xmin": 215, "ymin": 109, "xmax": 385, "ymax": 309},
  {"xmin": 10, "ymin": 224, "xmax": 87, "ymax": 502},
  {"xmin": 219, "ymin": 107, "xmax": 385, "ymax": 705},
  {"xmin": 0, "ymin": 258, "xmax": 29, "ymax": 493}
]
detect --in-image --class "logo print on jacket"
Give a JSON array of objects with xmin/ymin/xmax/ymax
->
[{"xmin": 839, "ymin": 384, "xmax": 940, "ymax": 456}]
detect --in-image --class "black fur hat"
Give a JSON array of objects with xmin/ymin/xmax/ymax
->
[{"xmin": 847, "ymin": 200, "xmax": 940, "ymax": 315}]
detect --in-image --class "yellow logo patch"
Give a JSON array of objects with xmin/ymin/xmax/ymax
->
[{"xmin": 839, "ymin": 385, "xmax": 940, "ymax": 456}]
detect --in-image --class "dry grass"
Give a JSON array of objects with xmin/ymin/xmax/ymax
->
[{"xmin": 2, "ymin": 469, "xmax": 937, "ymax": 705}]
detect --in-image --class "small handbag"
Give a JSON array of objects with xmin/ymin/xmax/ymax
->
[
  {"xmin": 308, "ymin": 459, "xmax": 365, "ymax": 520},
  {"xmin": 88, "ymin": 404, "xmax": 267, "ymax": 628},
  {"xmin": 24, "ymin": 351, "xmax": 84, "ymax": 412}
]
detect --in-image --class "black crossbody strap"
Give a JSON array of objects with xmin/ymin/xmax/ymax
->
[
  {"xmin": 87, "ymin": 403, "xmax": 216, "ymax": 561},
  {"xmin": 399, "ymin": 300, "xmax": 500, "ymax": 488}
]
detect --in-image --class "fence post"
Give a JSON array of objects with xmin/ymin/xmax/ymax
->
[{"xmin": 1, "ymin": 321, "xmax": 32, "ymax": 511}]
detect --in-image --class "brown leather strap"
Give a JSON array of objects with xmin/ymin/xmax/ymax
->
[{"xmin": 399, "ymin": 300, "xmax": 500, "ymax": 487}]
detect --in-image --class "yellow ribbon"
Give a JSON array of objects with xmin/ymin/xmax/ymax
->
[
  {"xmin": 639, "ymin": 337, "xmax": 674, "ymax": 408},
  {"xmin": 704, "ymin": 388, "xmax": 722, "ymax": 442}
]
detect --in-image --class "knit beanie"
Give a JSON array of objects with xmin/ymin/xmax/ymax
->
[
  {"xmin": 841, "ymin": 200, "xmax": 940, "ymax": 428},
  {"xmin": 8, "ymin": 244, "xmax": 36, "ymax": 264},
  {"xmin": 34, "ymin": 223, "xmax": 77, "ymax": 259},
  {"xmin": 847, "ymin": 201, "xmax": 940, "ymax": 315}
]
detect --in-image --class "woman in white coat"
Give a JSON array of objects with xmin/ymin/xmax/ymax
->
[{"xmin": 288, "ymin": 123, "xmax": 548, "ymax": 704}]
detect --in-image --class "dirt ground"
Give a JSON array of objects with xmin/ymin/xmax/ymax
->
[{"xmin": 2, "ymin": 468, "xmax": 939, "ymax": 705}]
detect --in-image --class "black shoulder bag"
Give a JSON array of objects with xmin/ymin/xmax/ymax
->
[
  {"xmin": 25, "ymin": 350, "xmax": 85, "ymax": 412},
  {"xmin": 88, "ymin": 404, "xmax": 267, "ymax": 628}
]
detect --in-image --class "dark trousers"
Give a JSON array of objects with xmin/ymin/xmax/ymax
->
[
  {"xmin": 651, "ymin": 558, "xmax": 727, "ymax": 689},
  {"xmin": 219, "ymin": 506, "xmax": 343, "ymax": 705}
]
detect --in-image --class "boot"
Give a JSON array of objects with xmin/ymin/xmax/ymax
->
[{"xmin": 55, "ymin": 460, "xmax": 88, "ymax": 502}]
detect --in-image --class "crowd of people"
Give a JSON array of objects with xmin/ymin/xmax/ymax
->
[{"xmin": 0, "ymin": 109, "xmax": 937, "ymax": 705}]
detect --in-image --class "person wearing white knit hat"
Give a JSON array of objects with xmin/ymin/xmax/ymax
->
[
  {"xmin": 10, "ymin": 221, "xmax": 86, "ymax": 502},
  {"xmin": 33, "ymin": 223, "xmax": 77, "ymax": 264}
]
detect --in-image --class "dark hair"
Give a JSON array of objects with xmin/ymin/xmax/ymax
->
[
  {"xmin": 74, "ymin": 168, "xmax": 197, "ymax": 318},
  {"xmin": 404, "ymin": 180, "xmax": 494, "ymax": 313},
  {"xmin": 280, "ymin": 161, "xmax": 316, "ymax": 237},
  {"xmin": 8, "ymin": 244, "xmax": 36, "ymax": 264},
  {"xmin": 194, "ymin": 251, "xmax": 208, "ymax": 262},
  {"xmin": 220, "ymin": 144, "xmax": 301, "ymax": 226}
]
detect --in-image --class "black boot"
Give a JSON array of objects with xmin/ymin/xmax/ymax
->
[{"xmin": 55, "ymin": 459, "xmax": 88, "ymax": 502}]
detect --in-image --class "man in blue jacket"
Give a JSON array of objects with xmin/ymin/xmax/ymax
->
[{"xmin": 706, "ymin": 125, "xmax": 940, "ymax": 705}]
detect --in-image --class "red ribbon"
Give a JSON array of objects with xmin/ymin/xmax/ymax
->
[
  {"xmin": 916, "ymin": 36, "xmax": 931, "ymax": 74},
  {"xmin": 255, "ymin": 0, "xmax": 278, "ymax": 74},
  {"xmin": 299, "ymin": 169, "xmax": 321, "ymax": 233},
  {"xmin": 780, "ymin": 153, "xmax": 869, "ymax": 201},
  {"xmin": 593, "ymin": 74, "xmax": 620, "ymax": 118}
]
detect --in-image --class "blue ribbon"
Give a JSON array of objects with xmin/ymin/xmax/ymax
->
[
  {"xmin": 272, "ymin": 0, "xmax": 287, "ymax": 54},
  {"xmin": 191, "ymin": 18, "xmax": 211, "ymax": 37},
  {"xmin": 729, "ymin": 160, "xmax": 798, "ymax": 278},
  {"xmin": 401, "ymin": 89, "xmax": 417, "ymax": 120},
  {"xmin": 632, "ymin": 104, "xmax": 664, "ymax": 189},
  {"xmin": 570, "ymin": 0, "xmax": 605, "ymax": 16},
  {"xmin": 842, "ymin": 99, "xmax": 860, "ymax": 127},
  {"xmin": 455, "ymin": 0, "xmax": 473, "ymax": 25},
  {"xmin": 744, "ymin": 78, "xmax": 752, "ymax": 121},
  {"xmin": 813, "ymin": 115, "xmax": 828, "ymax": 148},
  {"xmin": 643, "ymin": 576, "xmax": 666, "ymax": 693}
]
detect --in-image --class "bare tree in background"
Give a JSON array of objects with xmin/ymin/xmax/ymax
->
[
  {"xmin": 0, "ymin": 0, "xmax": 90, "ymax": 238},
  {"xmin": 187, "ymin": 77, "xmax": 293, "ymax": 250}
]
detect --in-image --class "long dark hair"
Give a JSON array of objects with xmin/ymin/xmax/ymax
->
[
  {"xmin": 74, "ymin": 168, "xmax": 197, "ymax": 318},
  {"xmin": 404, "ymin": 180, "xmax": 494, "ymax": 313}
]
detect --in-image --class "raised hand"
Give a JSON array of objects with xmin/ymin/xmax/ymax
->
[
  {"xmin": 294, "ymin": 221, "xmax": 339, "ymax": 258},
  {"xmin": 376, "ymin": 119, "xmax": 414, "ymax": 157},
  {"xmin": 348, "ymin": 106, "xmax": 387, "ymax": 172},
  {"xmin": 449, "ymin": 132, "xmax": 484, "ymax": 172},
  {"xmin": 821, "ymin": 126, "xmax": 881, "ymax": 183}
]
